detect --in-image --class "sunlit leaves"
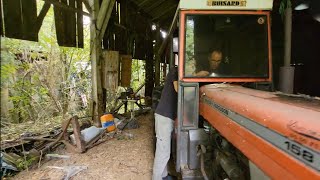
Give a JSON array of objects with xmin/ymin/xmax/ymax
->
[{"xmin": 0, "ymin": 0, "xmax": 91, "ymax": 124}]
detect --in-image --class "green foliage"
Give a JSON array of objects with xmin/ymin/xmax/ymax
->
[
  {"xmin": 0, "ymin": 1, "xmax": 91, "ymax": 125},
  {"xmin": 17, "ymin": 156, "xmax": 38, "ymax": 171},
  {"xmin": 185, "ymin": 19, "xmax": 195, "ymax": 62},
  {"xmin": 131, "ymin": 59, "xmax": 145, "ymax": 90},
  {"xmin": 0, "ymin": 51, "xmax": 17, "ymax": 86}
]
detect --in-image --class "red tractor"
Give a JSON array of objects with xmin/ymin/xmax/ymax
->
[{"xmin": 172, "ymin": 0, "xmax": 320, "ymax": 179}]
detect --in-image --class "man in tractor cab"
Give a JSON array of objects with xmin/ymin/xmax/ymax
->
[
  {"xmin": 193, "ymin": 49, "xmax": 228, "ymax": 77},
  {"xmin": 152, "ymin": 66, "xmax": 178, "ymax": 180}
]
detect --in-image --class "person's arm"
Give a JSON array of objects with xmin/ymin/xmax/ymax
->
[
  {"xmin": 171, "ymin": 67, "xmax": 178, "ymax": 92},
  {"xmin": 173, "ymin": 81, "xmax": 178, "ymax": 92},
  {"xmin": 193, "ymin": 71, "xmax": 210, "ymax": 77}
]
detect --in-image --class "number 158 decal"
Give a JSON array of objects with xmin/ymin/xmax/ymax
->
[{"xmin": 285, "ymin": 141, "xmax": 314, "ymax": 163}]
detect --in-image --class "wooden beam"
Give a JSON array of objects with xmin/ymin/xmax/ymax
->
[
  {"xmin": 138, "ymin": 0, "xmax": 151, "ymax": 7},
  {"xmin": 169, "ymin": 33, "xmax": 174, "ymax": 69},
  {"xmin": 114, "ymin": 23, "xmax": 126, "ymax": 30},
  {"xmin": 96, "ymin": 0, "xmax": 111, "ymax": 30},
  {"xmin": 128, "ymin": 0, "xmax": 153, "ymax": 22},
  {"xmin": 34, "ymin": 2, "xmax": 51, "ymax": 33},
  {"xmin": 77, "ymin": 0, "xmax": 84, "ymax": 47},
  {"xmin": 158, "ymin": 5, "xmax": 179, "ymax": 56},
  {"xmin": 145, "ymin": 0, "xmax": 167, "ymax": 13},
  {"xmin": 42, "ymin": 0, "xmax": 90, "ymax": 16},
  {"xmin": 154, "ymin": 22, "xmax": 161, "ymax": 86},
  {"xmin": 98, "ymin": 0, "xmax": 116, "ymax": 40},
  {"xmin": 90, "ymin": 0, "xmax": 102, "ymax": 127},
  {"xmin": 79, "ymin": 0, "xmax": 92, "ymax": 13}
]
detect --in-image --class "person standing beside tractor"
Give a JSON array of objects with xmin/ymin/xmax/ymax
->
[{"xmin": 152, "ymin": 66, "xmax": 178, "ymax": 180}]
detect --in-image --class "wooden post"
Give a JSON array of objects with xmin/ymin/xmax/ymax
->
[
  {"xmin": 284, "ymin": 7, "xmax": 292, "ymax": 67},
  {"xmin": 91, "ymin": 0, "xmax": 117, "ymax": 125},
  {"xmin": 279, "ymin": 6, "xmax": 294, "ymax": 94},
  {"xmin": 145, "ymin": 38, "xmax": 154, "ymax": 102},
  {"xmin": 169, "ymin": 34, "xmax": 174, "ymax": 69},
  {"xmin": 71, "ymin": 116, "xmax": 86, "ymax": 153},
  {"xmin": 96, "ymin": 0, "xmax": 111, "ymax": 30},
  {"xmin": 99, "ymin": 0, "xmax": 116, "ymax": 40},
  {"xmin": 90, "ymin": 0, "xmax": 102, "ymax": 126},
  {"xmin": 154, "ymin": 23, "xmax": 161, "ymax": 86}
]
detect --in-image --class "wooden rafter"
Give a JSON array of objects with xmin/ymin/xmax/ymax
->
[
  {"xmin": 152, "ymin": 5, "xmax": 176, "ymax": 21},
  {"xmin": 144, "ymin": 0, "xmax": 167, "ymax": 13},
  {"xmin": 98, "ymin": 0, "xmax": 116, "ymax": 40},
  {"xmin": 129, "ymin": 1, "xmax": 152, "ymax": 22},
  {"xmin": 158, "ymin": 5, "xmax": 179, "ymax": 56},
  {"xmin": 96, "ymin": 0, "xmax": 111, "ymax": 31},
  {"xmin": 79, "ymin": 0, "xmax": 92, "ymax": 13},
  {"xmin": 137, "ymin": 0, "xmax": 152, "ymax": 7}
]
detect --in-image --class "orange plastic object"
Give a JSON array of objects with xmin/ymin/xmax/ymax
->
[{"xmin": 100, "ymin": 114, "xmax": 116, "ymax": 132}]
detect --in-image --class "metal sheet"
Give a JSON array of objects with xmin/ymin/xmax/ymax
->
[
  {"xmin": 188, "ymin": 129, "xmax": 208, "ymax": 169},
  {"xmin": 179, "ymin": 82, "xmax": 199, "ymax": 130}
]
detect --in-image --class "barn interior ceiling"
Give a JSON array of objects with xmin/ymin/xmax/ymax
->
[
  {"xmin": 130, "ymin": 0, "xmax": 178, "ymax": 27},
  {"xmin": 0, "ymin": 0, "xmax": 179, "ymax": 48}
]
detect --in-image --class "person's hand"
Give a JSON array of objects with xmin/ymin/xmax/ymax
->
[{"xmin": 194, "ymin": 71, "xmax": 210, "ymax": 77}]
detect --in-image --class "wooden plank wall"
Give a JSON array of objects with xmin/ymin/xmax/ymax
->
[
  {"xmin": 120, "ymin": 55, "xmax": 132, "ymax": 87},
  {"xmin": 76, "ymin": 0, "xmax": 84, "ymax": 48},
  {"xmin": 102, "ymin": 0, "xmax": 153, "ymax": 60},
  {"xmin": 1, "ymin": 0, "xmax": 84, "ymax": 47},
  {"xmin": 54, "ymin": 0, "xmax": 83, "ymax": 47},
  {"xmin": 2, "ymin": 0, "xmax": 38, "ymax": 41},
  {"xmin": 100, "ymin": 0, "xmax": 157, "ymax": 104},
  {"xmin": 102, "ymin": 50, "xmax": 119, "ymax": 90}
]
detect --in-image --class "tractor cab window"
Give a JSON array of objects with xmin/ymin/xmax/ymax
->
[{"xmin": 184, "ymin": 14, "xmax": 269, "ymax": 78}]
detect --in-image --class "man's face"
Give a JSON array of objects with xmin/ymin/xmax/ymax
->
[{"xmin": 209, "ymin": 51, "xmax": 222, "ymax": 70}]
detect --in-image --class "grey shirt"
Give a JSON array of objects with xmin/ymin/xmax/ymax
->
[{"xmin": 155, "ymin": 67, "xmax": 178, "ymax": 120}]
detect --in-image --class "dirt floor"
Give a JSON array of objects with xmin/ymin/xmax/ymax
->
[{"xmin": 12, "ymin": 112, "xmax": 156, "ymax": 180}]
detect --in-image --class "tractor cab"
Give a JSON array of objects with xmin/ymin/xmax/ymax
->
[
  {"xmin": 178, "ymin": 0, "xmax": 273, "ymax": 82},
  {"xmin": 174, "ymin": 0, "xmax": 274, "ymax": 178}
]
